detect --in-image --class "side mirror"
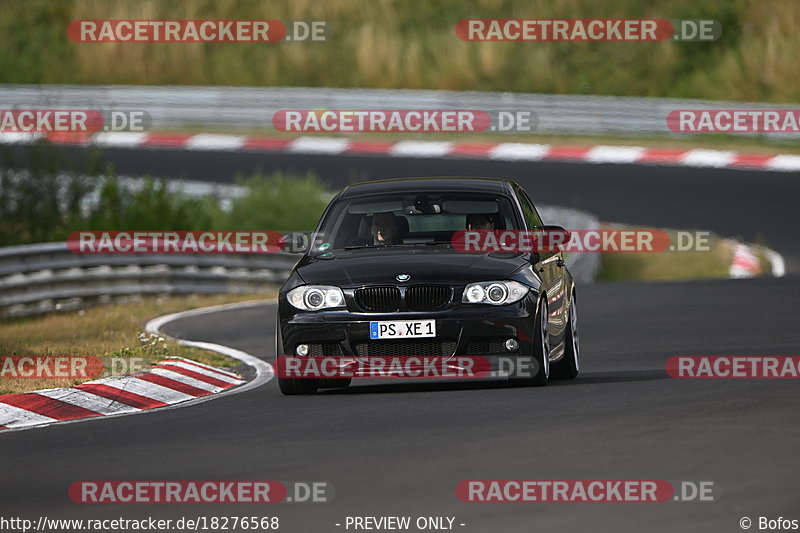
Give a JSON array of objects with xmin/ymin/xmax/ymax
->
[
  {"xmin": 533, "ymin": 225, "xmax": 571, "ymax": 254},
  {"xmin": 535, "ymin": 225, "xmax": 571, "ymax": 243}
]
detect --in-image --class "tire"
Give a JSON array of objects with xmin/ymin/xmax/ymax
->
[
  {"xmin": 551, "ymin": 292, "xmax": 580, "ymax": 380},
  {"xmin": 278, "ymin": 376, "xmax": 319, "ymax": 395},
  {"xmin": 511, "ymin": 297, "xmax": 550, "ymax": 386}
]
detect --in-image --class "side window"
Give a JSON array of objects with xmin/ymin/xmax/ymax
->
[{"xmin": 516, "ymin": 188, "xmax": 543, "ymax": 228}]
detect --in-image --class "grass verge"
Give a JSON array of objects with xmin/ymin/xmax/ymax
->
[
  {"xmin": 0, "ymin": 291, "xmax": 276, "ymax": 395},
  {"xmin": 3, "ymin": 0, "xmax": 800, "ymax": 104},
  {"xmin": 597, "ymin": 224, "xmax": 772, "ymax": 281}
]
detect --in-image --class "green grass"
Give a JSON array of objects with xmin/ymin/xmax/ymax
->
[
  {"xmin": 1, "ymin": 0, "xmax": 800, "ymax": 103},
  {"xmin": 597, "ymin": 224, "xmax": 771, "ymax": 281},
  {"xmin": 0, "ymin": 292, "xmax": 275, "ymax": 395}
]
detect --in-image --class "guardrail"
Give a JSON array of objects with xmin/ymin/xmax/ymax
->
[
  {"xmin": 0, "ymin": 204, "xmax": 599, "ymax": 319},
  {"xmin": 1, "ymin": 84, "xmax": 796, "ymax": 139},
  {"xmin": 0, "ymin": 242, "xmax": 297, "ymax": 318}
]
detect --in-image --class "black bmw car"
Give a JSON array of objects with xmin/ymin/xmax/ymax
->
[{"xmin": 276, "ymin": 177, "xmax": 579, "ymax": 394}]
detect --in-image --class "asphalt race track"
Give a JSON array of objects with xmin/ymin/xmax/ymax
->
[
  {"xmin": 4, "ymin": 144, "xmax": 799, "ymax": 272},
  {"xmin": 1, "ymin": 145, "xmax": 798, "ymax": 532}
]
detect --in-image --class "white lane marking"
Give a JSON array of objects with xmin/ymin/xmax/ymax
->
[
  {"xmin": 0, "ymin": 402, "xmax": 59, "ymax": 428},
  {"xmin": 390, "ymin": 141, "xmax": 453, "ymax": 158},
  {"xmin": 174, "ymin": 340, "xmax": 274, "ymax": 398},
  {"xmin": 86, "ymin": 375, "xmax": 196, "ymax": 404},
  {"xmin": 0, "ymin": 132, "xmax": 45, "ymax": 144},
  {"xmin": 288, "ymin": 137, "xmax": 350, "ymax": 154},
  {"xmin": 186, "ymin": 134, "xmax": 246, "ymax": 151},
  {"xmin": 681, "ymin": 149, "xmax": 736, "ymax": 168},
  {"xmin": 149, "ymin": 368, "xmax": 224, "ymax": 393},
  {"xmin": 766, "ymin": 155, "xmax": 800, "ymax": 172},
  {"xmin": 765, "ymin": 249, "xmax": 786, "ymax": 278},
  {"xmin": 146, "ymin": 298, "xmax": 274, "ymax": 400},
  {"xmin": 159, "ymin": 361, "xmax": 243, "ymax": 384},
  {"xmin": 489, "ymin": 143, "xmax": 550, "ymax": 161},
  {"xmin": 35, "ymin": 388, "xmax": 138, "ymax": 415},
  {"xmin": 90, "ymin": 132, "xmax": 148, "ymax": 147},
  {"xmin": 585, "ymin": 145, "xmax": 646, "ymax": 163}
]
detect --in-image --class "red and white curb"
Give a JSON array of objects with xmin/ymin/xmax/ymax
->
[
  {"xmin": 2, "ymin": 131, "xmax": 800, "ymax": 172},
  {"xmin": 0, "ymin": 300, "xmax": 274, "ymax": 433},
  {"xmin": 727, "ymin": 241, "xmax": 785, "ymax": 279}
]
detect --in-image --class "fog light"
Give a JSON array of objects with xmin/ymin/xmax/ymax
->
[
  {"xmin": 295, "ymin": 344, "xmax": 309, "ymax": 356},
  {"xmin": 504, "ymin": 338, "xmax": 519, "ymax": 352}
]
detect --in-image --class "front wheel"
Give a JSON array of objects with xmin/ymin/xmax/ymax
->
[
  {"xmin": 511, "ymin": 297, "xmax": 549, "ymax": 386},
  {"xmin": 278, "ymin": 376, "xmax": 319, "ymax": 395},
  {"xmin": 551, "ymin": 292, "xmax": 580, "ymax": 380}
]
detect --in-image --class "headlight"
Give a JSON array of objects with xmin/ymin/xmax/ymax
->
[
  {"xmin": 287, "ymin": 285, "xmax": 345, "ymax": 311},
  {"xmin": 462, "ymin": 281, "xmax": 529, "ymax": 305}
]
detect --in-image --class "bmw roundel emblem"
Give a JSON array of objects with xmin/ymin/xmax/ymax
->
[{"xmin": 396, "ymin": 273, "xmax": 411, "ymax": 282}]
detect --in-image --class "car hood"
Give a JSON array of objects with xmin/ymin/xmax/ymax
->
[{"xmin": 294, "ymin": 248, "xmax": 529, "ymax": 286}]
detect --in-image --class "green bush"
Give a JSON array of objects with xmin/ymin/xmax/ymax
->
[
  {"xmin": 225, "ymin": 173, "xmax": 332, "ymax": 232},
  {"xmin": 0, "ymin": 155, "xmax": 330, "ymax": 247}
]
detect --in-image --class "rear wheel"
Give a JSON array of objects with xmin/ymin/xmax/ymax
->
[{"xmin": 551, "ymin": 292, "xmax": 580, "ymax": 380}]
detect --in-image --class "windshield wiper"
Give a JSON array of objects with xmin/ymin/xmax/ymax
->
[
  {"xmin": 343, "ymin": 243, "xmax": 411, "ymax": 250},
  {"xmin": 342, "ymin": 241, "xmax": 454, "ymax": 250}
]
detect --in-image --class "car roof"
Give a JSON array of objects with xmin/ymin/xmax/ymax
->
[{"xmin": 338, "ymin": 177, "xmax": 515, "ymax": 198}]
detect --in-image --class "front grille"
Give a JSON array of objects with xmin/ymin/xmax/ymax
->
[
  {"xmin": 354, "ymin": 340, "xmax": 457, "ymax": 357},
  {"xmin": 307, "ymin": 343, "xmax": 343, "ymax": 356},
  {"xmin": 406, "ymin": 285, "xmax": 452, "ymax": 311},
  {"xmin": 466, "ymin": 338, "xmax": 506, "ymax": 355},
  {"xmin": 355, "ymin": 286, "xmax": 400, "ymax": 312}
]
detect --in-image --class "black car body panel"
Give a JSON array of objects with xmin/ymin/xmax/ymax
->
[{"xmin": 277, "ymin": 177, "xmax": 575, "ymax": 387}]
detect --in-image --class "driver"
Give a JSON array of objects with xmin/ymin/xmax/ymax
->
[
  {"xmin": 466, "ymin": 213, "xmax": 495, "ymax": 231},
  {"xmin": 371, "ymin": 212, "xmax": 400, "ymax": 244}
]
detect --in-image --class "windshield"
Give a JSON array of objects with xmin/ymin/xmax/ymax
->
[{"xmin": 314, "ymin": 192, "xmax": 521, "ymax": 251}]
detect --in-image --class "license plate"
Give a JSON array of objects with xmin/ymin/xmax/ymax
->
[{"xmin": 369, "ymin": 319, "xmax": 436, "ymax": 339}]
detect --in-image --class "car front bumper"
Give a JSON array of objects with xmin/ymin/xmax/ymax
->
[{"xmin": 278, "ymin": 293, "xmax": 540, "ymax": 379}]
